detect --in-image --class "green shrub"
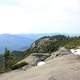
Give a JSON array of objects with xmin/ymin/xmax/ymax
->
[{"xmin": 11, "ymin": 61, "xmax": 28, "ymax": 70}]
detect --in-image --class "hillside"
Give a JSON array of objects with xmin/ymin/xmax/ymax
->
[
  {"xmin": 1, "ymin": 54, "xmax": 80, "ymax": 80},
  {"xmin": 30, "ymin": 35, "xmax": 80, "ymax": 53}
]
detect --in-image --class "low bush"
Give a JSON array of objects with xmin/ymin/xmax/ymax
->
[{"xmin": 11, "ymin": 61, "xmax": 28, "ymax": 70}]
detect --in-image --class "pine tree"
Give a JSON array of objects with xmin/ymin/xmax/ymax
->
[{"xmin": 4, "ymin": 48, "xmax": 16, "ymax": 71}]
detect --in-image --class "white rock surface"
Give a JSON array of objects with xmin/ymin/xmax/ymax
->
[
  {"xmin": 37, "ymin": 61, "xmax": 45, "ymax": 66},
  {"xmin": 71, "ymin": 49, "xmax": 80, "ymax": 55}
]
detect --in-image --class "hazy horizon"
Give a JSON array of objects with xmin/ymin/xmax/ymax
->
[
  {"xmin": 0, "ymin": 0, "xmax": 80, "ymax": 34},
  {"xmin": 0, "ymin": 32, "xmax": 80, "ymax": 37}
]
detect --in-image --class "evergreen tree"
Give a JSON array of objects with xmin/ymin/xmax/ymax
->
[{"xmin": 4, "ymin": 48, "xmax": 16, "ymax": 71}]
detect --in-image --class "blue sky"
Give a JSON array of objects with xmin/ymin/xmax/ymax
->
[{"xmin": 0, "ymin": 0, "xmax": 80, "ymax": 34}]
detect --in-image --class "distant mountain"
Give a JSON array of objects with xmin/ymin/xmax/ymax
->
[{"xmin": 0, "ymin": 34, "xmax": 35, "ymax": 53}]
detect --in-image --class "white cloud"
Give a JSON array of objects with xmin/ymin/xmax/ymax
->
[
  {"xmin": 0, "ymin": 0, "xmax": 80, "ymax": 34},
  {"xmin": 0, "ymin": 0, "xmax": 16, "ymax": 5},
  {"xmin": 0, "ymin": 6, "xmax": 32, "ymax": 34}
]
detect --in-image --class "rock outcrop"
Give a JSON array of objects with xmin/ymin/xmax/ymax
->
[{"xmin": 1, "ymin": 54, "xmax": 80, "ymax": 80}]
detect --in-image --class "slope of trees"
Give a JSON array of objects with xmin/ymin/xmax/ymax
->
[{"xmin": 30, "ymin": 35, "xmax": 80, "ymax": 53}]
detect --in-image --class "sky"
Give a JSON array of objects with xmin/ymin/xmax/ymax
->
[{"xmin": 0, "ymin": 0, "xmax": 80, "ymax": 34}]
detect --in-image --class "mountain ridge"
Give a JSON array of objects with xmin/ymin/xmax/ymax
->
[{"xmin": 0, "ymin": 34, "xmax": 34, "ymax": 53}]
